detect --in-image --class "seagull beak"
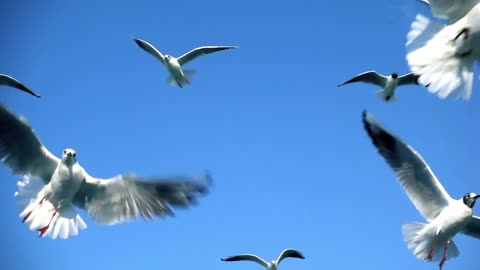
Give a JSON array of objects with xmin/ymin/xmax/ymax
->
[
  {"xmin": 474, "ymin": 195, "xmax": 480, "ymax": 199},
  {"xmin": 67, "ymin": 152, "xmax": 73, "ymax": 157}
]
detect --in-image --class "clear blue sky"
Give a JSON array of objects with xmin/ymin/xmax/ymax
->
[{"xmin": 1, "ymin": 0, "xmax": 478, "ymax": 269}]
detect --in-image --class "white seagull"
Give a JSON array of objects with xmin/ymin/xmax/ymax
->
[
  {"xmin": 221, "ymin": 249, "xmax": 305, "ymax": 270},
  {"xmin": 132, "ymin": 37, "xmax": 238, "ymax": 88},
  {"xmin": 362, "ymin": 110, "xmax": 480, "ymax": 270},
  {"xmin": 0, "ymin": 103, "xmax": 212, "ymax": 239},
  {"xmin": 406, "ymin": 0, "xmax": 480, "ymax": 100},
  {"xmin": 0, "ymin": 74, "xmax": 40, "ymax": 98},
  {"xmin": 337, "ymin": 71, "xmax": 421, "ymax": 102}
]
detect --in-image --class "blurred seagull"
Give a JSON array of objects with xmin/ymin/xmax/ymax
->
[
  {"xmin": 406, "ymin": 1, "xmax": 480, "ymax": 100},
  {"xmin": 362, "ymin": 110, "xmax": 480, "ymax": 270},
  {"xmin": 221, "ymin": 249, "xmax": 305, "ymax": 270},
  {"xmin": 0, "ymin": 74, "xmax": 40, "ymax": 98},
  {"xmin": 132, "ymin": 37, "xmax": 238, "ymax": 88},
  {"xmin": 337, "ymin": 71, "xmax": 421, "ymax": 102},
  {"xmin": 0, "ymin": 103, "xmax": 212, "ymax": 239}
]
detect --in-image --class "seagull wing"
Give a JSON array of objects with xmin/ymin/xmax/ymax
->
[
  {"xmin": 0, "ymin": 74, "xmax": 40, "ymax": 98},
  {"xmin": 0, "ymin": 103, "xmax": 59, "ymax": 182},
  {"xmin": 426, "ymin": 0, "xmax": 480, "ymax": 23},
  {"xmin": 276, "ymin": 249, "xmax": 305, "ymax": 265},
  {"xmin": 132, "ymin": 37, "xmax": 166, "ymax": 64},
  {"xmin": 177, "ymin": 46, "xmax": 238, "ymax": 66},
  {"xmin": 72, "ymin": 172, "xmax": 212, "ymax": 225},
  {"xmin": 337, "ymin": 71, "xmax": 387, "ymax": 87},
  {"xmin": 397, "ymin": 72, "xmax": 421, "ymax": 86},
  {"xmin": 461, "ymin": 215, "xmax": 480, "ymax": 239},
  {"xmin": 221, "ymin": 254, "xmax": 269, "ymax": 268},
  {"xmin": 362, "ymin": 111, "xmax": 453, "ymax": 222}
]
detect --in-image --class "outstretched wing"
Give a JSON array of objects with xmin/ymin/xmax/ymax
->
[
  {"xmin": 177, "ymin": 46, "xmax": 238, "ymax": 66},
  {"xmin": 276, "ymin": 249, "xmax": 305, "ymax": 265},
  {"xmin": 132, "ymin": 37, "xmax": 166, "ymax": 64},
  {"xmin": 362, "ymin": 111, "xmax": 453, "ymax": 222},
  {"xmin": 337, "ymin": 71, "xmax": 387, "ymax": 87},
  {"xmin": 461, "ymin": 215, "xmax": 480, "ymax": 239},
  {"xmin": 72, "ymin": 172, "xmax": 212, "ymax": 225},
  {"xmin": 397, "ymin": 72, "xmax": 421, "ymax": 86},
  {"xmin": 0, "ymin": 74, "xmax": 40, "ymax": 98},
  {"xmin": 0, "ymin": 103, "xmax": 59, "ymax": 182},
  {"xmin": 221, "ymin": 254, "xmax": 269, "ymax": 268}
]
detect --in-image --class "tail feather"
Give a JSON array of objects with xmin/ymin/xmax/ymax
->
[
  {"xmin": 406, "ymin": 14, "xmax": 475, "ymax": 100},
  {"xmin": 166, "ymin": 69, "xmax": 196, "ymax": 88},
  {"xmin": 401, "ymin": 222, "xmax": 460, "ymax": 262},
  {"xmin": 15, "ymin": 176, "xmax": 87, "ymax": 239}
]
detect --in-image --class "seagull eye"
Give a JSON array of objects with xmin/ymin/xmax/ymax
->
[
  {"xmin": 63, "ymin": 150, "xmax": 66, "ymax": 154},
  {"xmin": 73, "ymin": 153, "xmax": 76, "ymax": 157}
]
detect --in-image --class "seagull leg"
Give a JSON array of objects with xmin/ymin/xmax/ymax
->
[
  {"xmin": 427, "ymin": 234, "xmax": 439, "ymax": 261},
  {"xmin": 38, "ymin": 208, "xmax": 59, "ymax": 237},
  {"xmin": 438, "ymin": 241, "xmax": 449, "ymax": 270},
  {"xmin": 22, "ymin": 197, "xmax": 46, "ymax": 223}
]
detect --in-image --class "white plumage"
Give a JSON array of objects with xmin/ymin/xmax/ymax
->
[{"xmin": 0, "ymin": 103, "xmax": 212, "ymax": 239}]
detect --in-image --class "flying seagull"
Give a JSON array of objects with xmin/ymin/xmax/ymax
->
[
  {"xmin": 406, "ymin": 1, "xmax": 480, "ymax": 100},
  {"xmin": 337, "ymin": 71, "xmax": 421, "ymax": 102},
  {"xmin": 0, "ymin": 74, "xmax": 40, "ymax": 98},
  {"xmin": 221, "ymin": 248, "xmax": 305, "ymax": 270},
  {"xmin": 0, "ymin": 103, "xmax": 212, "ymax": 239},
  {"xmin": 362, "ymin": 110, "xmax": 480, "ymax": 270},
  {"xmin": 132, "ymin": 37, "xmax": 238, "ymax": 88}
]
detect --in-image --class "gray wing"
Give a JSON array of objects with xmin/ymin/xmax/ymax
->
[
  {"xmin": 177, "ymin": 46, "xmax": 239, "ymax": 66},
  {"xmin": 221, "ymin": 254, "xmax": 269, "ymax": 268},
  {"xmin": 0, "ymin": 74, "xmax": 40, "ymax": 98},
  {"xmin": 0, "ymin": 103, "xmax": 59, "ymax": 182},
  {"xmin": 276, "ymin": 249, "xmax": 305, "ymax": 265},
  {"xmin": 72, "ymin": 172, "xmax": 212, "ymax": 225},
  {"xmin": 132, "ymin": 37, "xmax": 166, "ymax": 64},
  {"xmin": 426, "ymin": 0, "xmax": 480, "ymax": 23},
  {"xmin": 397, "ymin": 72, "xmax": 421, "ymax": 86},
  {"xmin": 362, "ymin": 111, "xmax": 453, "ymax": 222},
  {"xmin": 337, "ymin": 71, "xmax": 387, "ymax": 87},
  {"xmin": 461, "ymin": 215, "xmax": 480, "ymax": 239}
]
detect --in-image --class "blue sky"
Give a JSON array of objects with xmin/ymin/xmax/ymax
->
[{"xmin": 1, "ymin": 0, "xmax": 478, "ymax": 269}]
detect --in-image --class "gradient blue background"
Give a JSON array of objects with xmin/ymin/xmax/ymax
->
[{"xmin": 1, "ymin": 0, "xmax": 478, "ymax": 269}]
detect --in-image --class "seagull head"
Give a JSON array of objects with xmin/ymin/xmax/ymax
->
[
  {"xmin": 62, "ymin": 148, "xmax": 77, "ymax": 165},
  {"xmin": 164, "ymin": 55, "xmax": 172, "ymax": 62},
  {"xmin": 463, "ymin": 192, "xmax": 480, "ymax": 208},
  {"xmin": 391, "ymin": 73, "xmax": 398, "ymax": 79}
]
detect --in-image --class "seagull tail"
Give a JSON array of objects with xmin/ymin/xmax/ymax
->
[
  {"xmin": 15, "ymin": 177, "xmax": 87, "ymax": 240},
  {"xmin": 406, "ymin": 14, "xmax": 475, "ymax": 100},
  {"xmin": 166, "ymin": 70, "xmax": 196, "ymax": 88},
  {"xmin": 401, "ymin": 222, "xmax": 460, "ymax": 262},
  {"xmin": 375, "ymin": 89, "xmax": 397, "ymax": 102}
]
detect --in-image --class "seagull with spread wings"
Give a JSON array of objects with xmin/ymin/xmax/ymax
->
[
  {"xmin": 338, "ymin": 71, "xmax": 421, "ymax": 102},
  {"xmin": 132, "ymin": 37, "xmax": 238, "ymax": 88},
  {"xmin": 221, "ymin": 249, "xmax": 305, "ymax": 270},
  {"xmin": 362, "ymin": 110, "xmax": 479, "ymax": 269},
  {"xmin": 0, "ymin": 74, "xmax": 40, "ymax": 98},
  {"xmin": 0, "ymin": 103, "xmax": 212, "ymax": 239}
]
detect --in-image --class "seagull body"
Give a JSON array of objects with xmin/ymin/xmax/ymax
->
[
  {"xmin": 362, "ymin": 111, "xmax": 480, "ymax": 269},
  {"xmin": 0, "ymin": 103, "xmax": 212, "ymax": 239},
  {"xmin": 0, "ymin": 74, "xmax": 40, "ymax": 98},
  {"xmin": 406, "ymin": 1, "xmax": 480, "ymax": 100},
  {"xmin": 221, "ymin": 249, "xmax": 305, "ymax": 270},
  {"xmin": 337, "ymin": 71, "xmax": 420, "ymax": 102},
  {"xmin": 132, "ymin": 37, "xmax": 238, "ymax": 88}
]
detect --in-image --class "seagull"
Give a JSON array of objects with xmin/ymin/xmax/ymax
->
[
  {"xmin": 406, "ymin": 1, "xmax": 480, "ymax": 100},
  {"xmin": 132, "ymin": 37, "xmax": 238, "ymax": 88},
  {"xmin": 0, "ymin": 103, "xmax": 212, "ymax": 239},
  {"xmin": 0, "ymin": 74, "xmax": 40, "ymax": 98},
  {"xmin": 221, "ymin": 249, "xmax": 305, "ymax": 270},
  {"xmin": 362, "ymin": 110, "xmax": 480, "ymax": 270},
  {"xmin": 337, "ymin": 71, "xmax": 421, "ymax": 102}
]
